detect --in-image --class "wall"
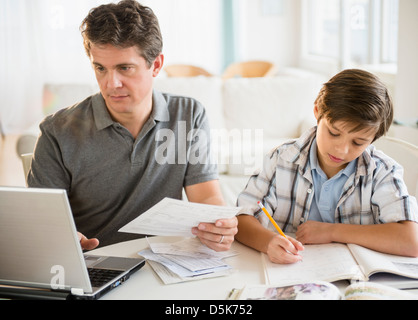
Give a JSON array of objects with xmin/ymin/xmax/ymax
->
[
  {"xmin": 235, "ymin": 0, "xmax": 299, "ymax": 68},
  {"xmin": 395, "ymin": 0, "xmax": 418, "ymax": 121}
]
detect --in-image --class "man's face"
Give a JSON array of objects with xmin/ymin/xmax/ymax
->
[{"xmin": 89, "ymin": 43, "xmax": 163, "ymax": 118}]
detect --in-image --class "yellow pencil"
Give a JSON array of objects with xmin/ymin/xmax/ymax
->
[{"xmin": 257, "ymin": 201, "xmax": 287, "ymax": 239}]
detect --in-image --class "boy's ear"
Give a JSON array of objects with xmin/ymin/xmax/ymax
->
[{"xmin": 313, "ymin": 104, "xmax": 320, "ymax": 120}]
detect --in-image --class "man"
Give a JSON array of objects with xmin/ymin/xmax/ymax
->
[{"xmin": 28, "ymin": 0, "xmax": 237, "ymax": 251}]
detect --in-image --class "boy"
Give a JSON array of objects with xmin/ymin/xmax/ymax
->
[{"xmin": 236, "ymin": 69, "xmax": 418, "ymax": 264}]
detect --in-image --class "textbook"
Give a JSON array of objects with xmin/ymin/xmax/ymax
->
[
  {"xmin": 263, "ymin": 243, "xmax": 418, "ymax": 289},
  {"xmin": 228, "ymin": 281, "xmax": 418, "ymax": 300}
]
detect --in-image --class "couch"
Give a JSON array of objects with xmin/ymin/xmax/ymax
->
[{"xmin": 16, "ymin": 68, "xmax": 327, "ymax": 205}]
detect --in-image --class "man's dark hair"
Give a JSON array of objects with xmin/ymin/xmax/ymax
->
[{"xmin": 80, "ymin": 0, "xmax": 163, "ymax": 67}]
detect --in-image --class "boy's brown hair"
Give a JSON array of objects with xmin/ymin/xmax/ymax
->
[
  {"xmin": 80, "ymin": 0, "xmax": 163, "ymax": 67},
  {"xmin": 314, "ymin": 69, "xmax": 393, "ymax": 142}
]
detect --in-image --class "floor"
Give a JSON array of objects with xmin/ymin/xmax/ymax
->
[{"xmin": 0, "ymin": 135, "xmax": 26, "ymax": 187}]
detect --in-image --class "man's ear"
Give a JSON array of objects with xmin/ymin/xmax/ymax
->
[{"xmin": 152, "ymin": 53, "xmax": 164, "ymax": 77}]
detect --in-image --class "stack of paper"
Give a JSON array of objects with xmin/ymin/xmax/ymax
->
[{"xmin": 139, "ymin": 238, "xmax": 238, "ymax": 284}]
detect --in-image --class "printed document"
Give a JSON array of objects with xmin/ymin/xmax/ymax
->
[
  {"xmin": 119, "ymin": 198, "xmax": 241, "ymax": 237},
  {"xmin": 138, "ymin": 237, "xmax": 237, "ymax": 284}
]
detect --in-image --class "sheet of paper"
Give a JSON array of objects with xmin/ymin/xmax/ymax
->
[
  {"xmin": 159, "ymin": 253, "xmax": 227, "ymax": 272},
  {"xmin": 119, "ymin": 198, "xmax": 241, "ymax": 237},
  {"xmin": 139, "ymin": 249, "xmax": 231, "ymax": 277},
  {"xmin": 147, "ymin": 237, "xmax": 238, "ymax": 259},
  {"xmin": 147, "ymin": 260, "xmax": 234, "ymax": 285}
]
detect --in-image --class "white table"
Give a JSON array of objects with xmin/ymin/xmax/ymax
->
[
  {"xmin": 91, "ymin": 237, "xmax": 418, "ymax": 300},
  {"xmin": 90, "ymin": 237, "xmax": 266, "ymax": 300}
]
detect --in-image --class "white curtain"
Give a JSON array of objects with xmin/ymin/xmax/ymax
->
[
  {"xmin": 0, "ymin": 0, "xmax": 45, "ymax": 134},
  {"xmin": 0, "ymin": 0, "xmax": 223, "ymax": 135},
  {"xmin": 143, "ymin": 0, "xmax": 223, "ymax": 74}
]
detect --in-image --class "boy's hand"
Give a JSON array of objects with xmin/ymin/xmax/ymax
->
[
  {"xmin": 296, "ymin": 221, "xmax": 333, "ymax": 244},
  {"xmin": 266, "ymin": 235, "xmax": 304, "ymax": 264}
]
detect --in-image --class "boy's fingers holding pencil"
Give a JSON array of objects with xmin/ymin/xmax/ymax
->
[
  {"xmin": 267, "ymin": 235, "xmax": 303, "ymax": 264},
  {"xmin": 288, "ymin": 236, "xmax": 305, "ymax": 252}
]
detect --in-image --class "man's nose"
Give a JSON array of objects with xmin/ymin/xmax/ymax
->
[{"xmin": 106, "ymin": 71, "xmax": 122, "ymax": 89}]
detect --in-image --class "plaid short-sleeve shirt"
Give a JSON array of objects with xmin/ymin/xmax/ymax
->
[{"xmin": 237, "ymin": 127, "xmax": 418, "ymax": 232}]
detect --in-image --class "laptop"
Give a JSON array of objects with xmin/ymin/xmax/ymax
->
[{"xmin": 0, "ymin": 186, "xmax": 145, "ymax": 300}]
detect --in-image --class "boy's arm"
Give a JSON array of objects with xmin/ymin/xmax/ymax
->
[
  {"xmin": 236, "ymin": 215, "xmax": 304, "ymax": 264},
  {"xmin": 295, "ymin": 151, "xmax": 418, "ymax": 257},
  {"xmin": 296, "ymin": 220, "xmax": 418, "ymax": 257}
]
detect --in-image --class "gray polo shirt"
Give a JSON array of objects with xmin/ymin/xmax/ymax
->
[{"xmin": 28, "ymin": 91, "xmax": 218, "ymax": 247}]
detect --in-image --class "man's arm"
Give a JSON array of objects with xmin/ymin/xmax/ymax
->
[
  {"xmin": 185, "ymin": 180, "xmax": 238, "ymax": 252},
  {"xmin": 185, "ymin": 179, "xmax": 225, "ymax": 206},
  {"xmin": 296, "ymin": 220, "xmax": 418, "ymax": 257}
]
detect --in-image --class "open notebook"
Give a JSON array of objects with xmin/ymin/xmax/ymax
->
[{"xmin": 263, "ymin": 242, "xmax": 418, "ymax": 289}]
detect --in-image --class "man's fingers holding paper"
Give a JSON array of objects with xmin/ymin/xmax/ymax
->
[{"xmin": 192, "ymin": 216, "xmax": 238, "ymax": 251}]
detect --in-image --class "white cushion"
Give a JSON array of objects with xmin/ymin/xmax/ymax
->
[
  {"xmin": 154, "ymin": 76, "xmax": 225, "ymax": 130},
  {"xmin": 223, "ymin": 75, "xmax": 321, "ymax": 141}
]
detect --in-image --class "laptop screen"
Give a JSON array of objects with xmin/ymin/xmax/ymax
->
[{"xmin": 0, "ymin": 187, "xmax": 92, "ymax": 293}]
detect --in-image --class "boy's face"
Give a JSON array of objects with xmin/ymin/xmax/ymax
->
[{"xmin": 314, "ymin": 105, "xmax": 376, "ymax": 178}]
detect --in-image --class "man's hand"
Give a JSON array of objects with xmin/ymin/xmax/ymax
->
[
  {"xmin": 191, "ymin": 216, "xmax": 238, "ymax": 252},
  {"xmin": 77, "ymin": 232, "xmax": 100, "ymax": 251}
]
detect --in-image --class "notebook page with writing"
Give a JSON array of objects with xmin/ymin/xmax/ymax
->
[{"xmin": 263, "ymin": 243, "xmax": 365, "ymax": 285}]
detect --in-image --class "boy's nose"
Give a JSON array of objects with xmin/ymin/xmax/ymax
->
[{"xmin": 335, "ymin": 142, "xmax": 349, "ymax": 155}]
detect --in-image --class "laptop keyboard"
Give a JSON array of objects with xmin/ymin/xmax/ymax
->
[{"xmin": 88, "ymin": 268, "xmax": 123, "ymax": 287}]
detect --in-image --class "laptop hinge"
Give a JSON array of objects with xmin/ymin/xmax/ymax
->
[{"xmin": 71, "ymin": 288, "xmax": 84, "ymax": 296}]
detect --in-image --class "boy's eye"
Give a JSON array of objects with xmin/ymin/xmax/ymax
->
[{"xmin": 328, "ymin": 129, "xmax": 339, "ymax": 137}]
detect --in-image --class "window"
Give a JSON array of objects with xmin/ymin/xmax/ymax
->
[
  {"xmin": 381, "ymin": 0, "xmax": 398, "ymax": 63},
  {"xmin": 306, "ymin": 0, "xmax": 340, "ymax": 60},
  {"xmin": 302, "ymin": 0, "xmax": 399, "ymax": 72}
]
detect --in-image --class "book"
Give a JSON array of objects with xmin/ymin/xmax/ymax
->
[
  {"xmin": 229, "ymin": 281, "xmax": 418, "ymax": 300},
  {"xmin": 263, "ymin": 243, "xmax": 418, "ymax": 289}
]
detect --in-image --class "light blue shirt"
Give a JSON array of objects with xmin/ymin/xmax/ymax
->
[{"xmin": 308, "ymin": 138, "xmax": 357, "ymax": 223}]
